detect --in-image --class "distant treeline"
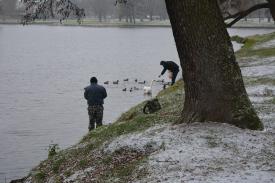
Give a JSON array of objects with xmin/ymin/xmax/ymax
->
[
  {"xmin": 0, "ymin": 0, "xmax": 273, "ymax": 23},
  {"xmin": 73, "ymin": 0, "xmax": 169, "ymax": 23}
]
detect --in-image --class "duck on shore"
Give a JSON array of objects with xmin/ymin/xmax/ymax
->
[{"xmin": 104, "ymin": 81, "xmax": 109, "ymax": 84}]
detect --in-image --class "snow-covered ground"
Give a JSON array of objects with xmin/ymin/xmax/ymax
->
[
  {"xmin": 105, "ymin": 123, "xmax": 275, "ymax": 183},
  {"xmin": 242, "ymin": 65, "xmax": 275, "ymax": 77}
]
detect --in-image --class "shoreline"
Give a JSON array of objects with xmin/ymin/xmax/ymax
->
[
  {"xmin": 1, "ymin": 21, "xmax": 275, "ymax": 29},
  {"xmin": 10, "ymin": 31, "xmax": 275, "ymax": 183}
]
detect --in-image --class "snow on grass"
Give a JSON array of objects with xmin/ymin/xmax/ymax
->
[
  {"xmin": 104, "ymin": 123, "xmax": 275, "ymax": 183},
  {"xmin": 255, "ymin": 39, "xmax": 275, "ymax": 49},
  {"xmin": 246, "ymin": 85, "xmax": 275, "ymax": 97},
  {"xmin": 239, "ymin": 57, "xmax": 275, "ymax": 67},
  {"xmin": 241, "ymin": 65, "xmax": 275, "ymax": 77},
  {"xmin": 104, "ymin": 125, "xmax": 167, "ymax": 154},
  {"xmin": 249, "ymin": 96, "xmax": 273, "ymax": 104},
  {"xmin": 232, "ymin": 41, "xmax": 243, "ymax": 52},
  {"xmin": 63, "ymin": 167, "xmax": 94, "ymax": 183},
  {"xmin": 239, "ymin": 43, "xmax": 275, "ymax": 78}
]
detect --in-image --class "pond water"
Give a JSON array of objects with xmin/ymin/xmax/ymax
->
[{"xmin": 0, "ymin": 25, "xmax": 274, "ymax": 182}]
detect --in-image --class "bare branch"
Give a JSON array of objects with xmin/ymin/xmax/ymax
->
[
  {"xmin": 21, "ymin": 0, "xmax": 85, "ymax": 25},
  {"xmin": 226, "ymin": 3, "xmax": 270, "ymax": 27}
]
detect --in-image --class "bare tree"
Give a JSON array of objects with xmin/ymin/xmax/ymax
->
[
  {"xmin": 90, "ymin": 0, "xmax": 111, "ymax": 22},
  {"xmin": 0, "ymin": 1, "xmax": 2, "ymax": 15},
  {"xmin": 21, "ymin": 0, "xmax": 85, "ymax": 24},
  {"xmin": 0, "ymin": 0, "xmax": 17, "ymax": 19}
]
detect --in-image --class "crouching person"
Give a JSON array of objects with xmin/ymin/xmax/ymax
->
[{"xmin": 84, "ymin": 77, "xmax": 107, "ymax": 131}]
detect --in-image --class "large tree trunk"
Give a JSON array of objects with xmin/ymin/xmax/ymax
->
[{"xmin": 165, "ymin": 0, "xmax": 263, "ymax": 130}]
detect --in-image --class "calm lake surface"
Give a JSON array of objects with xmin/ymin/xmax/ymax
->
[{"xmin": 0, "ymin": 24, "xmax": 274, "ymax": 181}]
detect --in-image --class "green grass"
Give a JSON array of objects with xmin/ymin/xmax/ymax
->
[
  {"xmin": 244, "ymin": 77, "xmax": 275, "ymax": 86},
  {"xmin": 99, "ymin": 156, "xmax": 149, "ymax": 183},
  {"xmin": 34, "ymin": 171, "xmax": 46, "ymax": 183},
  {"xmin": 238, "ymin": 47, "xmax": 275, "ymax": 58},
  {"xmin": 235, "ymin": 32, "xmax": 275, "ymax": 58},
  {"xmin": 64, "ymin": 170, "xmax": 72, "ymax": 178},
  {"xmin": 51, "ymin": 156, "xmax": 65, "ymax": 174},
  {"xmin": 78, "ymin": 159, "xmax": 88, "ymax": 169}
]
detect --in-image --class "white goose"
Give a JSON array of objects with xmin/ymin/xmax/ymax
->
[{"xmin": 143, "ymin": 80, "xmax": 155, "ymax": 94}]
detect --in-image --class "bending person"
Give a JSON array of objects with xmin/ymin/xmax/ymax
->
[{"xmin": 159, "ymin": 60, "xmax": 179, "ymax": 85}]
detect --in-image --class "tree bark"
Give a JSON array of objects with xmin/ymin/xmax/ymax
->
[{"xmin": 165, "ymin": 0, "xmax": 263, "ymax": 130}]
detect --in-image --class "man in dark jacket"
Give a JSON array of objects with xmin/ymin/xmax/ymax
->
[
  {"xmin": 159, "ymin": 60, "xmax": 180, "ymax": 85},
  {"xmin": 84, "ymin": 77, "xmax": 107, "ymax": 131}
]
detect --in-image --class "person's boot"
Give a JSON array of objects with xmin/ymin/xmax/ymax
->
[{"xmin": 96, "ymin": 122, "xmax": 103, "ymax": 128}]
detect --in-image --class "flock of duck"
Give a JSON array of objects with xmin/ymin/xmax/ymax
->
[{"xmin": 103, "ymin": 78, "xmax": 168, "ymax": 94}]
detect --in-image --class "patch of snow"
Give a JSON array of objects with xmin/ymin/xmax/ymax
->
[
  {"xmin": 241, "ymin": 65, "xmax": 275, "ymax": 77},
  {"xmin": 240, "ymin": 57, "xmax": 275, "ymax": 67},
  {"xmin": 105, "ymin": 123, "xmax": 275, "ymax": 183},
  {"xmin": 232, "ymin": 41, "xmax": 243, "ymax": 52},
  {"xmin": 63, "ymin": 167, "xmax": 95, "ymax": 183},
  {"xmin": 104, "ymin": 125, "xmax": 167, "ymax": 153},
  {"xmin": 246, "ymin": 85, "xmax": 275, "ymax": 97},
  {"xmin": 249, "ymin": 96, "xmax": 272, "ymax": 103}
]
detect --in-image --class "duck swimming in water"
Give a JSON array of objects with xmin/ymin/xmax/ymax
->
[{"xmin": 113, "ymin": 80, "xmax": 119, "ymax": 84}]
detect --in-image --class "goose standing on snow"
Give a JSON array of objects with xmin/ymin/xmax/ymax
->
[{"xmin": 143, "ymin": 80, "xmax": 155, "ymax": 94}]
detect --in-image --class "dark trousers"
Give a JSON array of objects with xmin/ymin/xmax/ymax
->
[
  {"xmin": 171, "ymin": 70, "xmax": 179, "ymax": 85},
  {"xmin": 87, "ymin": 105, "xmax": 103, "ymax": 131}
]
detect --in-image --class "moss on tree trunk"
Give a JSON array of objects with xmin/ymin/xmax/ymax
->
[{"xmin": 165, "ymin": 0, "xmax": 263, "ymax": 130}]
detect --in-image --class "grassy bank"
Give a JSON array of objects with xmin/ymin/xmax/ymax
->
[
  {"xmin": 20, "ymin": 31, "xmax": 275, "ymax": 183},
  {"xmin": 233, "ymin": 32, "xmax": 275, "ymax": 58},
  {"xmin": 24, "ymin": 80, "xmax": 184, "ymax": 183},
  {"xmin": 1, "ymin": 18, "xmax": 275, "ymax": 28}
]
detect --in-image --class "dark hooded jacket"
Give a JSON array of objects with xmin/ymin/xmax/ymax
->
[
  {"xmin": 84, "ymin": 84, "xmax": 107, "ymax": 106},
  {"xmin": 160, "ymin": 61, "xmax": 179, "ymax": 75}
]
